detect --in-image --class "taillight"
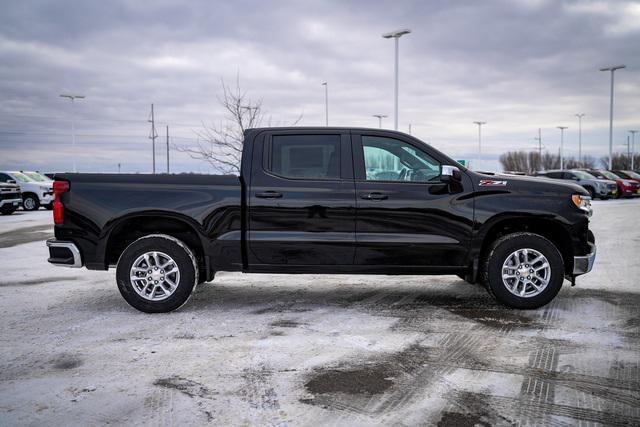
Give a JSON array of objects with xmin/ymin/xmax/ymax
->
[{"xmin": 53, "ymin": 180, "xmax": 69, "ymax": 225}]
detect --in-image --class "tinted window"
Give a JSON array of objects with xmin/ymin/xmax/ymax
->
[
  {"xmin": 0, "ymin": 173, "xmax": 11, "ymax": 182},
  {"xmin": 270, "ymin": 134, "xmax": 340, "ymax": 179},
  {"xmin": 546, "ymin": 172, "xmax": 563, "ymax": 179},
  {"xmin": 572, "ymin": 170, "xmax": 595, "ymax": 179},
  {"xmin": 362, "ymin": 136, "xmax": 440, "ymax": 182}
]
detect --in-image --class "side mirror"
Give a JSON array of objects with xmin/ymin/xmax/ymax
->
[
  {"xmin": 7, "ymin": 179, "xmax": 16, "ymax": 184},
  {"xmin": 441, "ymin": 165, "xmax": 462, "ymax": 183}
]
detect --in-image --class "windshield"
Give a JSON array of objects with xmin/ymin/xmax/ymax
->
[
  {"xmin": 24, "ymin": 172, "xmax": 51, "ymax": 182},
  {"xmin": 622, "ymin": 170, "xmax": 640, "ymax": 179},
  {"xmin": 573, "ymin": 170, "xmax": 596, "ymax": 180},
  {"xmin": 9, "ymin": 171, "xmax": 34, "ymax": 183},
  {"xmin": 599, "ymin": 170, "xmax": 620, "ymax": 180}
]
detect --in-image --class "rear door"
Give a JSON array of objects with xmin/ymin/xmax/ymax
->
[
  {"xmin": 248, "ymin": 130, "xmax": 356, "ymax": 267},
  {"xmin": 352, "ymin": 132, "xmax": 472, "ymax": 268}
]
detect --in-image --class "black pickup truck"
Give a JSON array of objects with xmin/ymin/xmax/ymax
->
[{"xmin": 47, "ymin": 127, "xmax": 596, "ymax": 313}]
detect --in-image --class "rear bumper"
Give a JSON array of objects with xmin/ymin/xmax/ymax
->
[
  {"xmin": 573, "ymin": 242, "xmax": 596, "ymax": 275},
  {"xmin": 46, "ymin": 239, "xmax": 83, "ymax": 268}
]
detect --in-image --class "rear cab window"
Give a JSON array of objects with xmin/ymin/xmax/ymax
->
[{"xmin": 267, "ymin": 134, "xmax": 341, "ymax": 180}]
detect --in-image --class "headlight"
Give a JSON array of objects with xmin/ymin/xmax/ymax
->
[{"xmin": 572, "ymin": 194, "xmax": 592, "ymax": 216}]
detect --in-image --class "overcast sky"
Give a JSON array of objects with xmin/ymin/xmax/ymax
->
[{"xmin": 1, "ymin": 0, "xmax": 638, "ymax": 173}]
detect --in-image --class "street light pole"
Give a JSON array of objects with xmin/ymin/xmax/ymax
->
[
  {"xmin": 600, "ymin": 65, "xmax": 626, "ymax": 169},
  {"xmin": 59, "ymin": 94, "xmax": 85, "ymax": 173},
  {"xmin": 321, "ymin": 82, "xmax": 328, "ymax": 126},
  {"xmin": 630, "ymin": 130, "xmax": 638, "ymax": 170},
  {"xmin": 575, "ymin": 113, "xmax": 585, "ymax": 165},
  {"xmin": 473, "ymin": 121, "xmax": 486, "ymax": 170},
  {"xmin": 373, "ymin": 114, "xmax": 387, "ymax": 129},
  {"xmin": 557, "ymin": 126, "xmax": 568, "ymax": 170},
  {"xmin": 382, "ymin": 29, "xmax": 411, "ymax": 131}
]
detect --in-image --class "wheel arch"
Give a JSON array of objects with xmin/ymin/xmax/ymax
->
[
  {"xmin": 103, "ymin": 212, "xmax": 210, "ymax": 280},
  {"xmin": 476, "ymin": 214, "xmax": 574, "ymax": 277}
]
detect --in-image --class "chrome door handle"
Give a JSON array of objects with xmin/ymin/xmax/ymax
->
[
  {"xmin": 255, "ymin": 191, "xmax": 283, "ymax": 199},
  {"xmin": 361, "ymin": 192, "xmax": 388, "ymax": 200}
]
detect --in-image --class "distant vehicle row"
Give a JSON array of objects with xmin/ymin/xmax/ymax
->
[
  {"xmin": 0, "ymin": 171, "xmax": 53, "ymax": 214},
  {"xmin": 532, "ymin": 169, "xmax": 640, "ymax": 200}
]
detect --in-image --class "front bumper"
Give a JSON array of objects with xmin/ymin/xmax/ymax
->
[
  {"xmin": 40, "ymin": 193, "xmax": 54, "ymax": 204},
  {"xmin": 573, "ymin": 242, "xmax": 596, "ymax": 275},
  {"xmin": 0, "ymin": 198, "xmax": 22, "ymax": 208},
  {"xmin": 46, "ymin": 239, "xmax": 83, "ymax": 268}
]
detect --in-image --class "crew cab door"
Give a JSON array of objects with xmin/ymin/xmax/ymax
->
[
  {"xmin": 248, "ymin": 130, "xmax": 355, "ymax": 266},
  {"xmin": 352, "ymin": 132, "xmax": 472, "ymax": 268}
]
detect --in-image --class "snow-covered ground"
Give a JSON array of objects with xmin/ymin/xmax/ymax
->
[{"xmin": 0, "ymin": 201, "xmax": 639, "ymax": 426}]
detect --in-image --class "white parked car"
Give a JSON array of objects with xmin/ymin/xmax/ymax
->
[{"xmin": 0, "ymin": 171, "xmax": 53, "ymax": 211}]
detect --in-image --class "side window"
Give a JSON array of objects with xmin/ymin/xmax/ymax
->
[
  {"xmin": 0, "ymin": 173, "xmax": 11, "ymax": 182},
  {"xmin": 563, "ymin": 172, "xmax": 577, "ymax": 180},
  {"xmin": 362, "ymin": 136, "xmax": 441, "ymax": 182},
  {"xmin": 269, "ymin": 134, "xmax": 340, "ymax": 179},
  {"xmin": 547, "ymin": 172, "xmax": 562, "ymax": 179}
]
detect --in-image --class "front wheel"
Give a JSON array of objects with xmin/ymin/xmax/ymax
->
[
  {"xmin": 0, "ymin": 206, "xmax": 17, "ymax": 215},
  {"xmin": 482, "ymin": 232, "xmax": 564, "ymax": 309},
  {"xmin": 22, "ymin": 194, "xmax": 39, "ymax": 211},
  {"xmin": 116, "ymin": 234, "xmax": 199, "ymax": 313}
]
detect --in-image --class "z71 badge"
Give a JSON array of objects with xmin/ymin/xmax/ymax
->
[{"xmin": 479, "ymin": 179, "xmax": 508, "ymax": 187}]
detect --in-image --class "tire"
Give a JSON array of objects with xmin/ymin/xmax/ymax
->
[
  {"xmin": 482, "ymin": 232, "xmax": 564, "ymax": 309},
  {"xmin": 0, "ymin": 206, "xmax": 17, "ymax": 215},
  {"xmin": 116, "ymin": 234, "xmax": 199, "ymax": 313},
  {"xmin": 22, "ymin": 194, "xmax": 40, "ymax": 211},
  {"xmin": 45, "ymin": 203, "xmax": 53, "ymax": 210}
]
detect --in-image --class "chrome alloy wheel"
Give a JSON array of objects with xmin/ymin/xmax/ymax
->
[
  {"xmin": 23, "ymin": 197, "xmax": 36, "ymax": 210},
  {"xmin": 129, "ymin": 251, "xmax": 180, "ymax": 301},
  {"xmin": 501, "ymin": 248, "xmax": 551, "ymax": 298}
]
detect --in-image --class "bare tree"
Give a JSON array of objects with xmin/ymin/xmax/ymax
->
[
  {"xmin": 175, "ymin": 77, "xmax": 300, "ymax": 174},
  {"xmin": 540, "ymin": 152, "xmax": 560, "ymax": 170},
  {"xmin": 499, "ymin": 150, "xmax": 594, "ymax": 173},
  {"xmin": 600, "ymin": 153, "xmax": 640, "ymax": 170}
]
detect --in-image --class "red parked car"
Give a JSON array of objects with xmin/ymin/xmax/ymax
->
[
  {"xmin": 612, "ymin": 170, "xmax": 640, "ymax": 185},
  {"xmin": 585, "ymin": 170, "xmax": 640, "ymax": 198}
]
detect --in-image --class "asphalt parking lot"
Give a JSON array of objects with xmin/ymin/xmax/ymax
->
[{"xmin": 1, "ymin": 200, "xmax": 639, "ymax": 426}]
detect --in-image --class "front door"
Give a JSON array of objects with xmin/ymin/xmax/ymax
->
[
  {"xmin": 248, "ymin": 130, "xmax": 356, "ymax": 267},
  {"xmin": 353, "ymin": 132, "xmax": 472, "ymax": 268}
]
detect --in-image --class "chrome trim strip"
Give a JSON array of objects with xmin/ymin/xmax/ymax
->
[
  {"xmin": 46, "ymin": 239, "xmax": 82, "ymax": 268},
  {"xmin": 573, "ymin": 242, "xmax": 596, "ymax": 275}
]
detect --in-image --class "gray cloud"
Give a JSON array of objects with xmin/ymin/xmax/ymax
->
[{"xmin": 1, "ymin": 0, "xmax": 638, "ymax": 173}]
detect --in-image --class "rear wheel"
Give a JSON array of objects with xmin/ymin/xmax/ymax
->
[
  {"xmin": 482, "ymin": 232, "xmax": 564, "ymax": 309},
  {"xmin": 116, "ymin": 234, "xmax": 199, "ymax": 313},
  {"xmin": 22, "ymin": 194, "xmax": 39, "ymax": 211}
]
